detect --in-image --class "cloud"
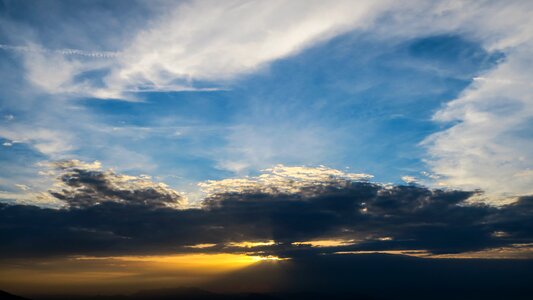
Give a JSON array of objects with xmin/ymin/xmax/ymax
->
[
  {"xmin": 47, "ymin": 160, "xmax": 185, "ymax": 208},
  {"xmin": 4, "ymin": 0, "xmax": 415, "ymax": 99},
  {"xmin": 199, "ymin": 164, "xmax": 372, "ymax": 196},
  {"xmin": 101, "ymin": 0, "xmax": 388, "ymax": 95},
  {"xmin": 0, "ymin": 1, "xmax": 428, "ymax": 98},
  {"xmin": 1, "ymin": 161, "xmax": 532, "ymax": 259},
  {"xmin": 0, "ymin": 44, "xmax": 119, "ymax": 58},
  {"xmin": 423, "ymin": 47, "xmax": 533, "ymax": 201},
  {"xmin": 11, "ymin": 0, "xmax": 531, "ymax": 100},
  {"xmin": 0, "ymin": 126, "xmax": 75, "ymax": 156},
  {"xmin": 360, "ymin": 0, "xmax": 533, "ymax": 201},
  {"xmin": 401, "ymin": 176, "xmax": 418, "ymax": 184}
]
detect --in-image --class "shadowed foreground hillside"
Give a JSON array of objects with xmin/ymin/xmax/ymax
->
[{"xmin": 0, "ymin": 290, "xmax": 29, "ymax": 300}]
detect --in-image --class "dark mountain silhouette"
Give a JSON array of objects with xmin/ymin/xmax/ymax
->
[{"xmin": 0, "ymin": 290, "xmax": 29, "ymax": 300}]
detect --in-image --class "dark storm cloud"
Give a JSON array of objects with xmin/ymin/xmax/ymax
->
[{"xmin": 1, "ymin": 166, "xmax": 532, "ymax": 258}]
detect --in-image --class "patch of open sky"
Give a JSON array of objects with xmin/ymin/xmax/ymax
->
[
  {"xmin": 78, "ymin": 32, "xmax": 502, "ymax": 186},
  {"xmin": 227, "ymin": 32, "xmax": 503, "ymax": 182},
  {"xmin": 0, "ymin": 138, "xmax": 47, "ymax": 196}
]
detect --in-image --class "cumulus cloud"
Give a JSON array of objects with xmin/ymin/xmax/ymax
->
[
  {"xmin": 1, "ymin": 162, "xmax": 532, "ymax": 259},
  {"xmin": 47, "ymin": 160, "xmax": 185, "ymax": 208},
  {"xmin": 401, "ymin": 176, "xmax": 418, "ymax": 184},
  {"xmin": 199, "ymin": 164, "xmax": 372, "ymax": 196}
]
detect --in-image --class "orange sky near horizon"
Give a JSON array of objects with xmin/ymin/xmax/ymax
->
[
  {"xmin": 0, "ymin": 253, "xmax": 286, "ymax": 296},
  {"xmin": 1, "ymin": 242, "xmax": 532, "ymax": 297}
]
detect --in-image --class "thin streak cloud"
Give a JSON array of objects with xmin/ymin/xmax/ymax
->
[{"xmin": 0, "ymin": 44, "xmax": 119, "ymax": 58}]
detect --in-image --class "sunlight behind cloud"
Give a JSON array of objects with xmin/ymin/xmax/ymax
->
[
  {"xmin": 226, "ymin": 240, "xmax": 277, "ymax": 248},
  {"xmin": 292, "ymin": 239, "xmax": 357, "ymax": 248},
  {"xmin": 0, "ymin": 253, "xmax": 276, "ymax": 295}
]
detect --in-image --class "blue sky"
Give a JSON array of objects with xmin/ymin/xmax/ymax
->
[{"xmin": 0, "ymin": 0, "xmax": 532, "ymax": 205}]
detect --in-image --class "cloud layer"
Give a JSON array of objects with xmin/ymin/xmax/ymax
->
[
  {"xmin": 1, "ymin": 162, "xmax": 531, "ymax": 259},
  {"xmin": 48, "ymin": 160, "xmax": 184, "ymax": 208}
]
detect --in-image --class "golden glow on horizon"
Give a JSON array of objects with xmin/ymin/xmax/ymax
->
[
  {"xmin": 1, "ymin": 246, "xmax": 531, "ymax": 296},
  {"xmin": 75, "ymin": 253, "xmax": 273, "ymax": 269},
  {"xmin": 0, "ymin": 253, "xmax": 284, "ymax": 296}
]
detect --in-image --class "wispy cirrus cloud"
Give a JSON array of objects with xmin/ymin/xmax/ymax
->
[
  {"xmin": 0, "ymin": 44, "xmax": 119, "ymax": 58},
  {"xmin": 423, "ymin": 47, "xmax": 533, "ymax": 202},
  {"xmin": 6, "ymin": 0, "xmax": 392, "ymax": 98}
]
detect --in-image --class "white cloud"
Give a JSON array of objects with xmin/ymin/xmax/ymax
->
[
  {"xmin": 199, "ymin": 164, "xmax": 372, "ymax": 196},
  {"xmin": 0, "ymin": 190, "xmax": 63, "ymax": 207},
  {"xmin": 423, "ymin": 46, "xmax": 533, "ymax": 201},
  {"xmin": 0, "ymin": 44, "xmax": 119, "ymax": 58},
  {"xmin": 401, "ymin": 1, "xmax": 533, "ymax": 201},
  {"xmin": 14, "ymin": 184, "xmax": 31, "ymax": 191},
  {"xmin": 103, "ymin": 0, "xmax": 389, "ymax": 94},
  {"xmin": 0, "ymin": 126, "xmax": 75, "ymax": 156},
  {"xmin": 401, "ymin": 176, "xmax": 418, "ymax": 184},
  {"xmin": 21, "ymin": 48, "xmax": 121, "ymax": 99},
  {"xmin": 11, "ymin": 0, "xmax": 394, "ymax": 98}
]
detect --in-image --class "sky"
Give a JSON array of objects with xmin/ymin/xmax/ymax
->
[{"xmin": 0, "ymin": 0, "xmax": 532, "ymax": 297}]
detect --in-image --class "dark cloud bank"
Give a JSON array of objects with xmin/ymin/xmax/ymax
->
[
  {"xmin": 1, "ymin": 165, "xmax": 532, "ymax": 259},
  {"xmin": 2, "ymin": 165, "xmax": 533, "ymax": 300}
]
